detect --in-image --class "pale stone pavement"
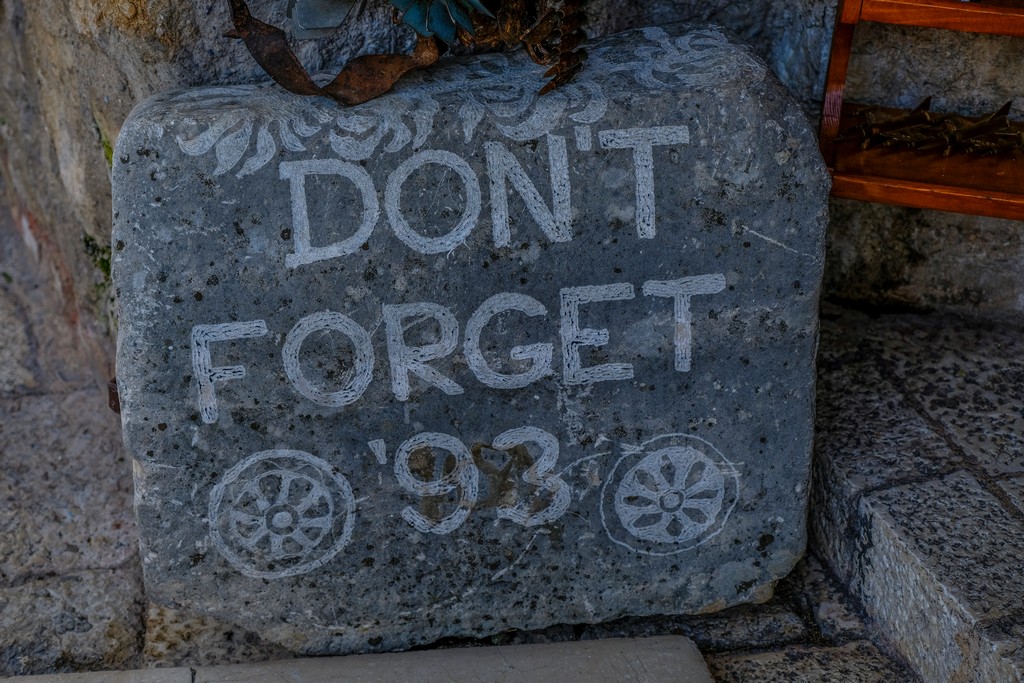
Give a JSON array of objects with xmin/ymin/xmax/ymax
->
[{"xmin": 0, "ymin": 207, "xmax": 143, "ymax": 675}]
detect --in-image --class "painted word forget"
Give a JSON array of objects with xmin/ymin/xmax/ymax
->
[{"xmin": 192, "ymin": 275, "xmax": 725, "ymax": 423}]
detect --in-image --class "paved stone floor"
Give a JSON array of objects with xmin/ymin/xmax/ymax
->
[
  {"xmin": 815, "ymin": 302, "xmax": 1024, "ymax": 682},
  {"xmin": 15, "ymin": 207, "xmax": 1010, "ymax": 680},
  {"xmin": 137, "ymin": 550, "xmax": 912, "ymax": 679},
  {"xmin": 0, "ymin": 213, "xmax": 143, "ymax": 676}
]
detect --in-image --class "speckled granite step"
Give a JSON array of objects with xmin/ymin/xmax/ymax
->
[{"xmin": 813, "ymin": 303, "xmax": 1024, "ymax": 683}]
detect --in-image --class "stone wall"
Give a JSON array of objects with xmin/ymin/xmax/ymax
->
[
  {"xmin": 1, "ymin": 0, "xmax": 1022, "ymax": 382},
  {"xmin": 831, "ymin": 22, "xmax": 1024, "ymax": 313}
]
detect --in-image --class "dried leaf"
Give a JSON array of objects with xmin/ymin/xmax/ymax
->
[
  {"xmin": 226, "ymin": 0, "xmax": 439, "ymax": 107},
  {"xmin": 226, "ymin": 0, "xmax": 321, "ymax": 97},
  {"xmin": 470, "ymin": 0, "xmax": 590, "ymax": 94},
  {"xmin": 322, "ymin": 36, "xmax": 441, "ymax": 105},
  {"xmin": 227, "ymin": 0, "xmax": 588, "ymax": 107}
]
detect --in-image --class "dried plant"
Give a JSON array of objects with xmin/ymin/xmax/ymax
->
[{"xmin": 226, "ymin": 0, "xmax": 589, "ymax": 105}]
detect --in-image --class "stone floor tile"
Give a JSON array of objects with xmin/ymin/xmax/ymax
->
[
  {"xmin": 814, "ymin": 350, "xmax": 959, "ymax": 492},
  {"xmin": 191, "ymin": 637, "xmax": 713, "ymax": 683},
  {"xmin": 848, "ymin": 471, "xmax": 1024, "ymax": 682},
  {"xmin": 706, "ymin": 640, "xmax": 909, "ymax": 682},
  {"xmin": 867, "ymin": 471, "xmax": 1024, "ymax": 622},
  {"xmin": 812, "ymin": 314, "xmax": 960, "ymax": 582},
  {"xmin": 793, "ymin": 554, "xmax": 866, "ymax": 642},
  {"xmin": 813, "ymin": 307, "xmax": 1024, "ymax": 682},
  {"xmin": 580, "ymin": 603, "xmax": 808, "ymax": 652},
  {"xmin": 996, "ymin": 476, "xmax": 1024, "ymax": 517},
  {"xmin": 970, "ymin": 616, "xmax": 1024, "ymax": 683},
  {"xmin": 868, "ymin": 312, "xmax": 1024, "ymax": 477},
  {"xmin": 0, "ymin": 391, "xmax": 137, "ymax": 583},
  {"xmin": 816, "ymin": 308, "xmax": 963, "ymax": 491},
  {"xmin": 143, "ymin": 603, "xmax": 295, "ymax": 668},
  {"xmin": 851, "ymin": 517, "xmax": 963, "ymax": 683},
  {"xmin": 0, "ymin": 567, "xmax": 144, "ymax": 677}
]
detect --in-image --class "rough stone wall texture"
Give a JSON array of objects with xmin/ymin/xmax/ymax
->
[{"xmin": 1, "ymin": 0, "xmax": 1023, "ymax": 382}]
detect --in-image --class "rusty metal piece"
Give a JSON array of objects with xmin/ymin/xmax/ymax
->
[
  {"xmin": 836, "ymin": 97, "xmax": 1023, "ymax": 159},
  {"xmin": 533, "ymin": 1, "xmax": 588, "ymax": 92},
  {"xmin": 108, "ymin": 378, "xmax": 121, "ymax": 414},
  {"xmin": 495, "ymin": 0, "xmax": 533, "ymax": 44},
  {"xmin": 227, "ymin": 0, "xmax": 587, "ymax": 104},
  {"xmin": 521, "ymin": 8, "xmax": 563, "ymax": 60},
  {"xmin": 552, "ymin": 10, "xmax": 585, "ymax": 39},
  {"xmin": 878, "ymin": 112, "xmax": 958, "ymax": 149},
  {"xmin": 226, "ymin": 0, "xmax": 439, "ymax": 106},
  {"xmin": 878, "ymin": 123, "xmax": 936, "ymax": 148},
  {"xmin": 906, "ymin": 116, "xmax": 964, "ymax": 149}
]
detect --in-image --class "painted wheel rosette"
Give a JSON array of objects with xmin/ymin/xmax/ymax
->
[
  {"xmin": 601, "ymin": 434, "xmax": 739, "ymax": 555},
  {"xmin": 209, "ymin": 450, "xmax": 355, "ymax": 579}
]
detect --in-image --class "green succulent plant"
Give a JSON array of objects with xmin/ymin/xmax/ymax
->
[{"xmin": 390, "ymin": 0, "xmax": 493, "ymax": 44}]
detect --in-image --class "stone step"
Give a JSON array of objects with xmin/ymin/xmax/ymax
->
[{"xmin": 814, "ymin": 303, "xmax": 1024, "ymax": 682}]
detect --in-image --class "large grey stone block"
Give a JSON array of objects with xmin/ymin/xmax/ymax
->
[{"xmin": 112, "ymin": 24, "xmax": 829, "ymax": 653}]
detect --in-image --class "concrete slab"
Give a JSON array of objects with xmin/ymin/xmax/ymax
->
[
  {"xmin": 191, "ymin": 637, "xmax": 712, "ymax": 683},
  {"xmin": 9, "ymin": 637, "xmax": 711, "ymax": 682}
]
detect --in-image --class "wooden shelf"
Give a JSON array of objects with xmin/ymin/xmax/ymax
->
[
  {"xmin": 820, "ymin": 0, "xmax": 1024, "ymax": 220},
  {"xmin": 848, "ymin": 0, "xmax": 1024, "ymax": 36},
  {"xmin": 828, "ymin": 104, "xmax": 1024, "ymax": 218}
]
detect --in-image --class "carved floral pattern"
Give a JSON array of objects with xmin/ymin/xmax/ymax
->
[{"xmin": 144, "ymin": 26, "xmax": 764, "ymax": 178}]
